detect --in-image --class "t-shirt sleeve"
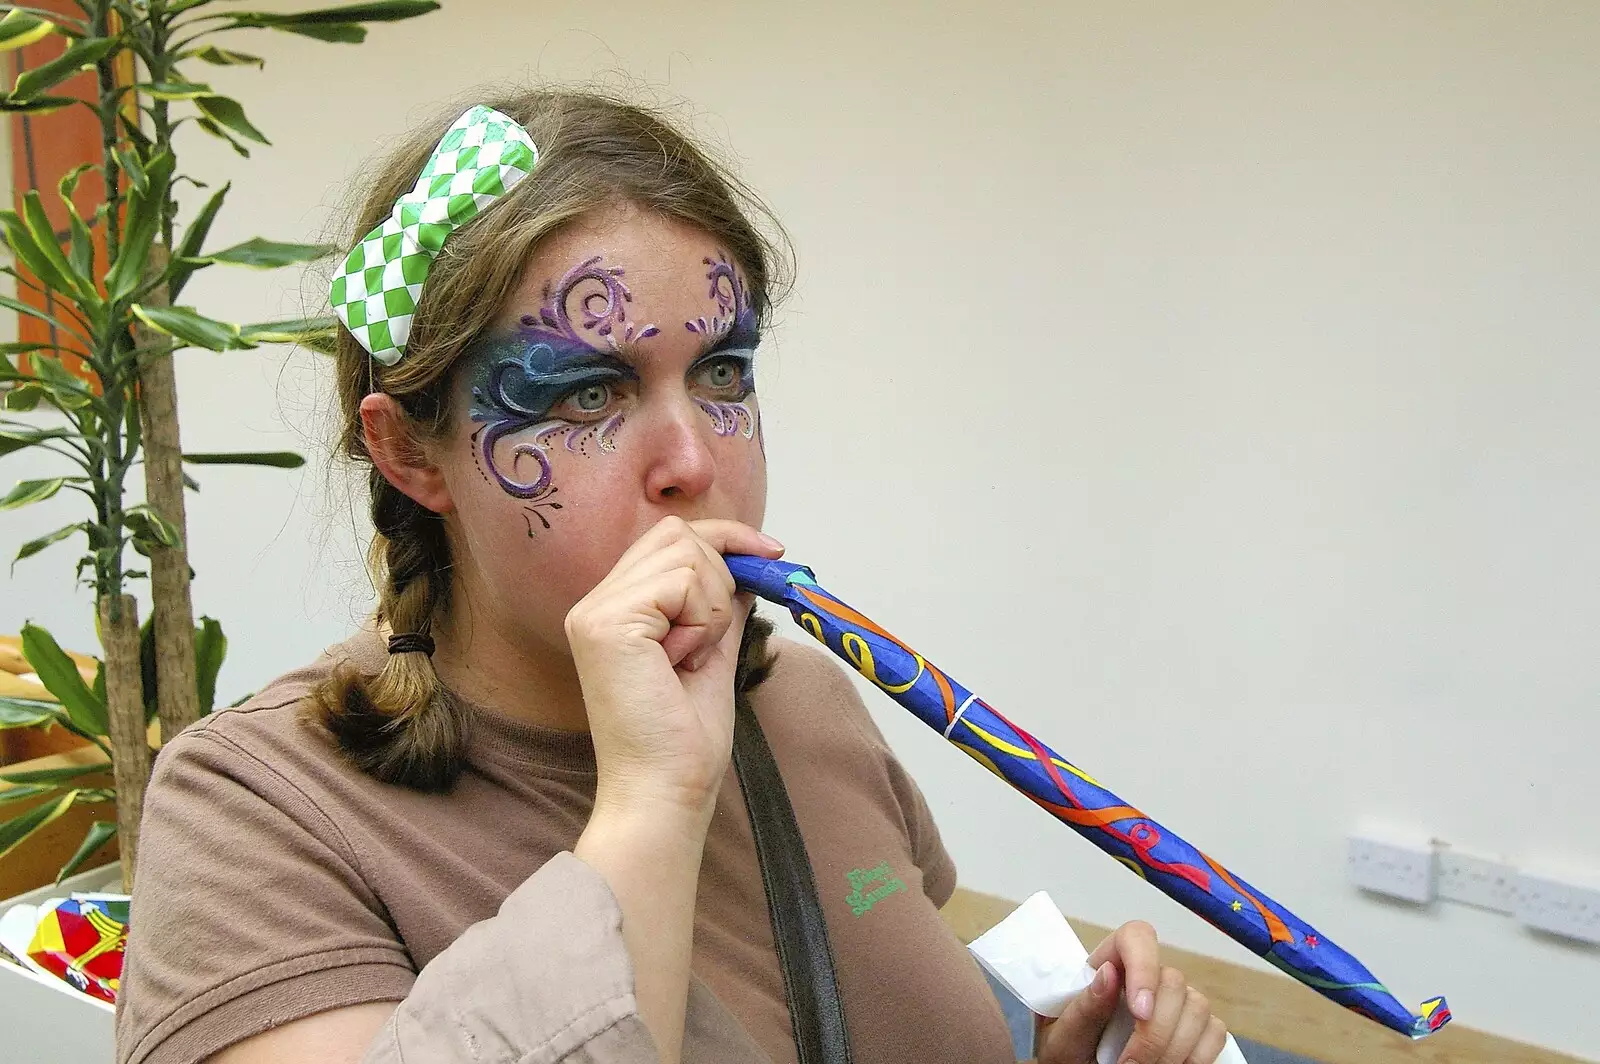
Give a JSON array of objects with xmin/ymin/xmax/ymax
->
[
  {"xmin": 119, "ymin": 729, "xmax": 660, "ymax": 1064},
  {"xmin": 116, "ymin": 728, "xmax": 417, "ymax": 1064},
  {"xmin": 362, "ymin": 852, "xmax": 654, "ymax": 1064},
  {"xmin": 788, "ymin": 641, "xmax": 961, "ymax": 907},
  {"xmin": 882, "ymin": 750, "xmax": 959, "ymax": 907}
]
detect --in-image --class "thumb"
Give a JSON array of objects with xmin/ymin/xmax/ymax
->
[{"xmin": 1038, "ymin": 962, "xmax": 1120, "ymax": 1064}]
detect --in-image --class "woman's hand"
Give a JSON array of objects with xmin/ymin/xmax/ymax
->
[
  {"xmin": 565, "ymin": 515, "xmax": 783, "ymax": 815},
  {"xmin": 1036, "ymin": 921, "xmax": 1229, "ymax": 1064}
]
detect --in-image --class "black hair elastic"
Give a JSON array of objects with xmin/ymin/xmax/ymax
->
[{"xmin": 387, "ymin": 633, "xmax": 435, "ymax": 657}]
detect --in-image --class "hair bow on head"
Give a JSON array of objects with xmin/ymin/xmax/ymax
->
[{"xmin": 329, "ymin": 105, "xmax": 538, "ymax": 366}]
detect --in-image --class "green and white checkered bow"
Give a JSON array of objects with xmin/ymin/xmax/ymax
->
[{"xmin": 329, "ymin": 105, "xmax": 538, "ymax": 366}]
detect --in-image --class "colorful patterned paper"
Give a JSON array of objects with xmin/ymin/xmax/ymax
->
[
  {"xmin": 24, "ymin": 893, "xmax": 128, "ymax": 1004},
  {"xmin": 725, "ymin": 555, "xmax": 1451, "ymax": 1040},
  {"xmin": 329, "ymin": 104, "xmax": 538, "ymax": 366}
]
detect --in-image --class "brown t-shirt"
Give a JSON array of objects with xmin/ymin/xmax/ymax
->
[{"xmin": 115, "ymin": 632, "xmax": 1014, "ymax": 1064}]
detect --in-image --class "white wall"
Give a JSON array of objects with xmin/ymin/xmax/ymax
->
[{"xmin": 4, "ymin": 2, "xmax": 1597, "ymax": 1057}]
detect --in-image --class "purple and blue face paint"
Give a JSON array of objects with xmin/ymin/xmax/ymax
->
[
  {"xmin": 686, "ymin": 252, "xmax": 761, "ymax": 441},
  {"xmin": 463, "ymin": 251, "xmax": 763, "ymax": 536}
]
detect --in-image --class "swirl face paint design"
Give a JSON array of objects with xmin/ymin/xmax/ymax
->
[
  {"xmin": 467, "ymin": 257, "xmax": 653, "ymax": 534},
  {"xmin": 467, "ymin": 252, "xmax": 763, "ymax": 535},
  {"xmin": 684, "ymin": 253, "xmax": 761, "ymax": 439}
]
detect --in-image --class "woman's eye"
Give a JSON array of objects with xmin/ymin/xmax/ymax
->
[
  {"xmin": 699, "ymin": 357, "xmax": 749, "ymax": 393},
  {"xmin": 562, "ymin": 383, "xmax": 612, "ymax": 415}
]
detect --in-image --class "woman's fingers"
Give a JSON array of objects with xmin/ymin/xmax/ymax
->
[
  {"xmin": 1117, "ymin": 965, "xmax": 1186, "ymax": 1064},
  {"xmin": 1089, "ymin": 920, "xmax": 1161, "ymax": 1021},
  {"xmin": 1155, "ymin": 987, "xmax": 1212, "ymax": 1064},
  {"xmin": 661, "ymin": 555, "xmax": 733, "ymax": 668},
  {"xmin": 1188, "ymin": 1017, "xmax": 1229, "ymax": 1064},
  {"xmin": 684, "ymin": 517, "xmax": 784, "ymax": 561},
  {"xmin": 574, "ymin": 515, "xmax": 777, "ymax": 671}
]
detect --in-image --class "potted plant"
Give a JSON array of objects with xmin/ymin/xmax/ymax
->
[{"xmin": 0, "ymin": 0, "xmax": 439, "ymax": 1051}]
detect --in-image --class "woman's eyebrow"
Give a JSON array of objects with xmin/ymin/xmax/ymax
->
[{"xmin": 696, "ymin": 322, "xmax": 762, "ymax": 358}]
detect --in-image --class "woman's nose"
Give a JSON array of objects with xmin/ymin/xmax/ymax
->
[{"xmin": 642, "ymin": 399, "xmax": 717, "ymax": 502}]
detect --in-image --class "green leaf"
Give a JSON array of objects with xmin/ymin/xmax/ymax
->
[
  {"xmin": 0, "ymin": 697, "xmax": 55, "ymax": 728},
  {"xmin": 116, "ymin": 147, "xmax": 148, "ymax": 195},
  {"xmin": 0, "ymin": 477, "xmax": 67, "ymax": 509},
  {"xmin": 14, "ymin": 522, "xmax": 86, "ymax": 568},
  {"xmin": 194, "ymin": 94, "xmax": 269, "ymax": 145},
  {"xmin": 0, "ymin": 93, "xmax": 75, "ymax": 114},
  {"xmin": 0, "ymin": 11, "xmax": 56, "ymax": 52},
  {"xmin": 262, "ymin": 20, "xmax": 365, "ymax": 42},
  {"xmin": 0, "ymin": 783, "xmax": 56, "ymax": 804},
  {"xmin": 0, "ymin": 208, "xmax": 74, "ymax": 296},
  {"xmin": 0, "ymin": 761, "xmax": 107, "ymax": 785},
  {"xmin": 0, "ymin": 293, "xmax": 82, "ymax": 338},
  {"xmin": 168, "ymin": 180, "xmax": 228, "ymax": 300},
  {"xmin": 194, "ymin": 116, "xmax": 251, "ymax": 158},
  {"xmin": 58, "ymin": 163, "xmax": 96, "ymax": 281},
  {"xmin": 20, "ymin": 623, "xmax": 107, "ymax": 736},
  {"xmin": 55, "ymin": 819, "xmax": 116, "ymax": 881},
  {"xmin": 0, "ymin": 789, "xmax": 79, "ymax": 860},
  {"xmin": 185, "ymin": 44, "xmax": 264, "ymax": 67},
  {"xmin": 139, "ymin": 81, "xmax": 214, "ymax": 101},
  {"xmin": 182, "ymin": 450, "xmax": 305, "ymax": 468},
  {"xmin": 105, "ymin": 152, "xmax": 174, "ymax": 303},
  {"xmin": 125, "ymin": 507, "xmax": 184, "ymax": 550},
  {"xmin": 28, "ymin": 353, "xmax": 93, "ymax": 409},
  {"xmin": 9, "ymin": 35, "xmax": 115, "ymax": 101},
  {"xmin": 240, "ymin": 315, "xmax": 337, "ymax": 353},
  {"xmin": 0, "ymin": 341, "xmax": 50, "ymax": 355},
  {"xmin": 0, "ymin": 424, "xmax": 73, "ymax": 458},
  {"xmin": 20, "ymin": 190, "xmax": 92, "ymax": 302},
  {"xmin": 197, "ymin": 237, "xmax": 338, "ymax": 269},
  {"xmin": 58, "ymin": 162, "xmax": 93, "ymax": 202},
  {"xmin": 131, "ymin": 303, "xmax": 253, "ymax": 351},
  {"xmin": 231, "ymin": 1, "xmax": 438, "ymax": 25},
  {"xmin": 21, "ymin": 190, "xmax": 93, "ymax": 303},
  {"xmin": 3, "ymin": 382, "xmax": 44, "ymax": 410},
  {"xmin": 194, "ymin": 616, "xmax": 226, "ymax": 714}
]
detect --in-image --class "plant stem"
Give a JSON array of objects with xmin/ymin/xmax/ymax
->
[
  {"xmin": 93, "ymin": 1, "xmax": 121, "ymax": 269},
  {"xmin": 135, "ymin": 9, "xmax": 203, "ymax": 738},
  {"xmin": 99, "ymin": 593, "xmax": 149, "ymax": 892}
]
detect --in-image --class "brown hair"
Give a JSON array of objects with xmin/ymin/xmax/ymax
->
[{"xmin": 312, "ymin": 89, "xmax": 790, "ymax": 790}]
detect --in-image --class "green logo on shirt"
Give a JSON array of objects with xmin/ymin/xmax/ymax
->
[{"xmin": 845, "ymin": 861, "xmax": 907, "ymax": 916}]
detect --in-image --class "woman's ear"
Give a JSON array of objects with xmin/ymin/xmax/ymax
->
[{"xmin": 359, "ymin": 393, "xmax": 455, "ymax": 514}]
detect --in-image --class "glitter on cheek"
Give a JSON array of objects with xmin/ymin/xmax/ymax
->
[{"xmin": 695, "ymin": 397, "xmax": 757, "ymax": 439}]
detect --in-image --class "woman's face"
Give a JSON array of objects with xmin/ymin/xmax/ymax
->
[{"xmin": 433, "ymin": 205, "xmax": 768, "ymax": 654}]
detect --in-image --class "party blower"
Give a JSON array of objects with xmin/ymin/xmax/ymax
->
[{"xmin": 724, "ymin": 555, "xmax": 1450, "ymax": 1041}]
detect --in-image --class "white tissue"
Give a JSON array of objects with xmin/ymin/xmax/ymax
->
[{"xmin": 968, "ymin": 891, "xmax": 1250, "ymax": 1064}]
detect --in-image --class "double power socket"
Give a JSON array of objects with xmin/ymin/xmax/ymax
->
[{"xmin": 1346, "ymin": 832, "xmax": 1600, "ymax": 946}]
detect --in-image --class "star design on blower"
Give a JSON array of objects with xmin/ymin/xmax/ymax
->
[{"xmin": 1230, "ymin": 900, "xmax": 1243, "ymax": 912}]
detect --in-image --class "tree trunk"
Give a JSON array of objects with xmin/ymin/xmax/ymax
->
[
  {"xmin": 136, "ymin": 245, "xmax": 201, "ymax": 742},
  {"xmin": 99, "ymin": 594, "xmax": 150, "ymax": 892}
]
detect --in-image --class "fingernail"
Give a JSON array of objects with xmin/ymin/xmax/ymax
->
[
  {"xmin": 1091, "ymin": 962, "xmax": 1113, "ymax": 996},
  {"xmin": 758, "ymin": 532, "xmax": 785, "ymax": 552},
  {"xmin": 1133, "ymin": 988, "xmax": 1154, "ymax": 1020}
]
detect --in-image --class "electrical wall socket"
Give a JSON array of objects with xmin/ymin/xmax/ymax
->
[
  {"xmin": 1437, "ymin": 848, "xmax": 1517, "ymax": 914},
  {"xmin": 1513, "ymin": 870, "xmax": 1600, "ymax": 946},
  {"xmin": 1347, "ymin": 834, "xmax": 1437, "ymax": 903}
]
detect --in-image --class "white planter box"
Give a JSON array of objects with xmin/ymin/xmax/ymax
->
[{"xmin": 0, "ymin": 864, "xmax": 120, "ymax": 1063}]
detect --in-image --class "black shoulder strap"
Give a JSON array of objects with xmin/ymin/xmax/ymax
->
[{"xmin": 731, "ymin": 703, "xmax": 854, "ymax": 1064}]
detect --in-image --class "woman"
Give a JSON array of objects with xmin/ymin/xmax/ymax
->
[{"xmin": 117, "ymin": 91, "xmax": 1230, "ymax": 1064}]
